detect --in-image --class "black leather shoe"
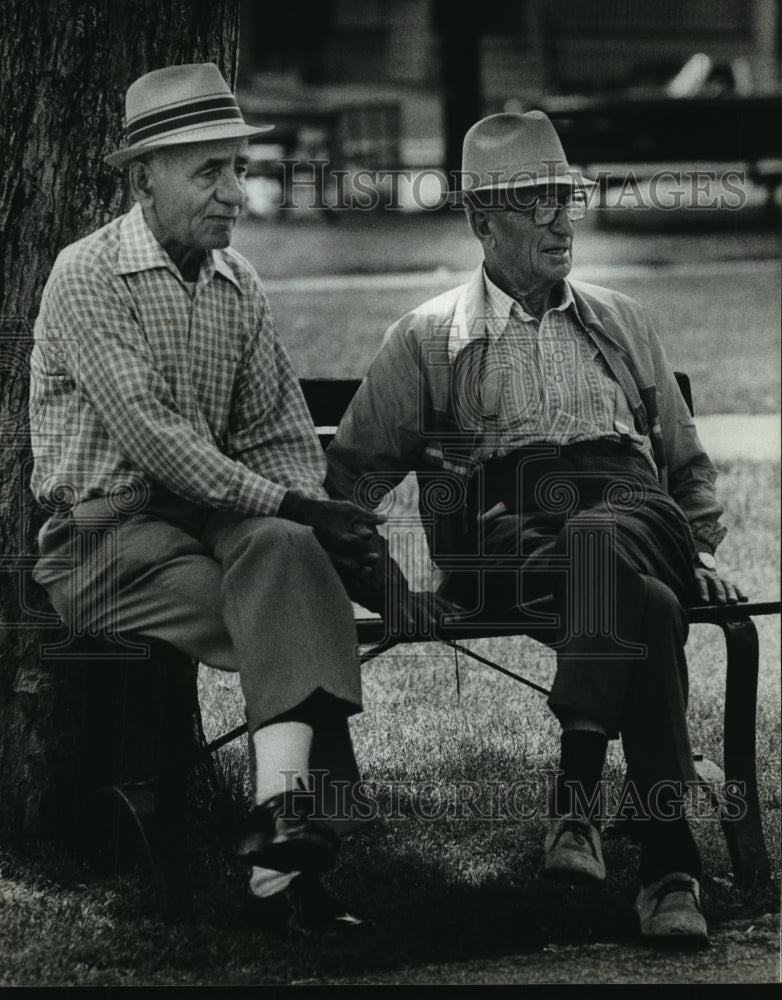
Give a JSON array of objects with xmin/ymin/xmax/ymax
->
[
  {"xmin": 236, "ymin": 791, "xmax": 339, "ymax": 873},
  {"xmin": 244, "ymin": 874, "xmax": 373, "ymax": 938}
]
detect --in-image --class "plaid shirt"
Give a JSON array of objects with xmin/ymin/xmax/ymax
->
[
  {"xmin": 30, "ymin": 203, "xmax": 326, "ymax": 517},
  {"xmin": 477, "ymin": 270, "xmax": 656, "ymax": 470}
]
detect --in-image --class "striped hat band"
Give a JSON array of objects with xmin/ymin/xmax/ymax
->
[
  {"xmin": 126, "ymin": 94, "xmax": 243, "ymax": 144},
  {"xmin": 104, "ymin": 63, "xmax": 273, "ymax": 169}
]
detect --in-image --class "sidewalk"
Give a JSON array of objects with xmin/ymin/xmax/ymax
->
[
  {"xmin": 234, "ymin": 211, "xmax": 780, "ymax": 281},
  {"xmin": 695, "ymin": 415, "xmax": 780, "ymax": 463}
]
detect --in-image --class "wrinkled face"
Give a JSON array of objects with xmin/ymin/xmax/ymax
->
[
  {"xmin": 136, "ymin": 138, "xmax": 249, "ymax": 251},
  {"xmin": 475, "ymin": 185, "xmax": 578, "ymax": 295}
]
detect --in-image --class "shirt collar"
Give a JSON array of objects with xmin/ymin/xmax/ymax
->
[
  {"xmin": 115, "ymin": 203, "xmax": 241, "ymax": 291},
  {"xmin": 211, "ymin": 250, "xmax": 242, "ymax": 290},
  {"xmin": 482, "ymin": 266, "xmax": 576, "ymax": 338}
]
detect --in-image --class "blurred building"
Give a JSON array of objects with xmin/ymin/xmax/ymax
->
[{"xmin": 239, "ymin": 0, "xmax": 779, "ymax": 172}]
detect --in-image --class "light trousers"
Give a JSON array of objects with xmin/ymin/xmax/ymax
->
[{"xmin": 34, "ymin": 491, "xmax": 364, "ymax": 815}]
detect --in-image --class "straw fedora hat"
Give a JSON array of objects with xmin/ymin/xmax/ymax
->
[
  {"xmin": 105, "ymin": 63, "xmax": 273, "ymax": 169},
  {"xmin": 452, "ymin": 110, "xmax": 595, "ymax": 200}
]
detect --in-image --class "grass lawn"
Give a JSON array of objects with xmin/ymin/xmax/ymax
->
[
  {"xmin": 232, "ymin": 212, "xmax": 780, "ymax": 415},
  {"xmin": 0, "ymin": 458, "xmax": 777, "ymax": 986},
  {"xmin": 263, "ymin": 264, "xmax": 780, "ymax": 415}
]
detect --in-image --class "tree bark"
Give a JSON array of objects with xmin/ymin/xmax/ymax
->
[{"xmin": 0, "ymin": 0, "xmax": 239, "ymax": 844}]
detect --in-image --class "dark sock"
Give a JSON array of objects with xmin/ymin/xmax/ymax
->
[
  {"xmin": 638, "ymin": 793, "xmax": 703, "ymax": 885},
  {"xmin": 551, "ymin": 730, "xmax": 609, "ymax": 821}
]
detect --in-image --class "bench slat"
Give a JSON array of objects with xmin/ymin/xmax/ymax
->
[
  {"xmin": 300, "ymin": 378, "xmax": 362, "ymax": 426},
  {"xmin": 300, "ymin": 374, "xmax": 693, "ymax": 421}
]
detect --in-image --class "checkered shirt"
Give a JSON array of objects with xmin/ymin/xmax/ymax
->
[{"xmin": 29, "ymin": 203, "xmax": 326, "ymax": 517}]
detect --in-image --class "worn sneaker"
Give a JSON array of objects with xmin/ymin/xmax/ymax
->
[
  {"xmin": 544, "ymin": 817, "xmax": 606, "ymax": 886},
  {"xmin": 635, "ymin": 872, "xmax": 709, "ymax": 949}
]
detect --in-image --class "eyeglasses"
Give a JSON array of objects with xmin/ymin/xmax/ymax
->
[{"xmin": 504, "ymin": 194, "xmax": 587, "ymax": 225}]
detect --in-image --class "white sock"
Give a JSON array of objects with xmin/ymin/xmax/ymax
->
[
  {"xmin": 252, "ymin": 720, "xmax": 313, "ymax": 805},
  {"xmin": 249, "ymin": 866, "xmax": 299, "ymax": 899}
]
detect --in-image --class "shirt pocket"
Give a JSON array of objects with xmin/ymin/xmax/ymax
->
[{"xmin": 188, "ymin": 345, "xmax": 238, "ymax": 441}]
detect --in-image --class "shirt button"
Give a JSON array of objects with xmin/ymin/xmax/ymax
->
[
  {"xmin": 552, "ymin": 351, "xmax": 565, "ymax": 363},
  {"xmin": 56, "ymin": 374, "xmax": 66, "ymax": 383},
  {"xmin": 554, "ymin": 373, "xmax": 564, "ymax": 383}
]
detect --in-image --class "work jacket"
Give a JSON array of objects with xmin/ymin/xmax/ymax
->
[{"xmin": 326, "ymin": 267, "xmax": 726, "ymax": 571}]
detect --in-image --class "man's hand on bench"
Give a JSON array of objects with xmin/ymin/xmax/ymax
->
[
  {"xmin": 393, "ymin": 590, "xmax": 463, "ymax": 636},
  {"xmin": 693, "ymin": 565, "xmax": 748, "ymax": 606},
  {"xmin": 278, "ymin": 491, "xmax": 386, "ymax": 577}
]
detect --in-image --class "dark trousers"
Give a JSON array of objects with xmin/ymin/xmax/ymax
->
[{"xmin": 447, "ymin": 440, "xmax": 700, "ymax": 796}]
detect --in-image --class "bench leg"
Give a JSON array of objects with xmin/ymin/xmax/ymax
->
[{"xmin": 720, "ymin": 617, "xmax": 771, "ymax": 888}]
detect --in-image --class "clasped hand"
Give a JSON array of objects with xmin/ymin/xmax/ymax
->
[{"xmin": 278, "ymin": 491, "xmax": 462, "ymax": 632}]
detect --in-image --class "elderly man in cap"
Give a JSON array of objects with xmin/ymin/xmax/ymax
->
[
  {"xmin": 29, "ymin": 63, "xmax": 383, "ymax": 936},
  {"xmin": 326, "ymin": 111, "xmax": 746, "ymax": 947}
]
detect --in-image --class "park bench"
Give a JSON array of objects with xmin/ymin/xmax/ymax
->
[
  {"xmin": 297, "ymin": 373, "xmax": 779, "ymax": 893},
  {"xmin": 39, "ymin": 372, "xmax": 778, "ymax": 911}
]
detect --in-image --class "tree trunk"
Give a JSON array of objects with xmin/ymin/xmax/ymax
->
[{"xmin": 0, "ymin": 0, "xmax": 239, "ymax": 845}]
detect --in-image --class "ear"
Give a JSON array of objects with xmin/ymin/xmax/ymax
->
[
  {"xmin": 128, "ymin": 159, "xmax": 155, "ymax": 206},
  {"xmin": 466, "ymin": 205, "xmax": 495, "ymax": 248}
]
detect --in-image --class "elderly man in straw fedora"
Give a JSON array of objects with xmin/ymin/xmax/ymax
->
[
  {"xmin": 29, "ymin": 62, "xmax": 396, "ymax": 936},
  {"xmin": 326, "ymin": 110, "xmax": 747, "ymax": 948}
]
